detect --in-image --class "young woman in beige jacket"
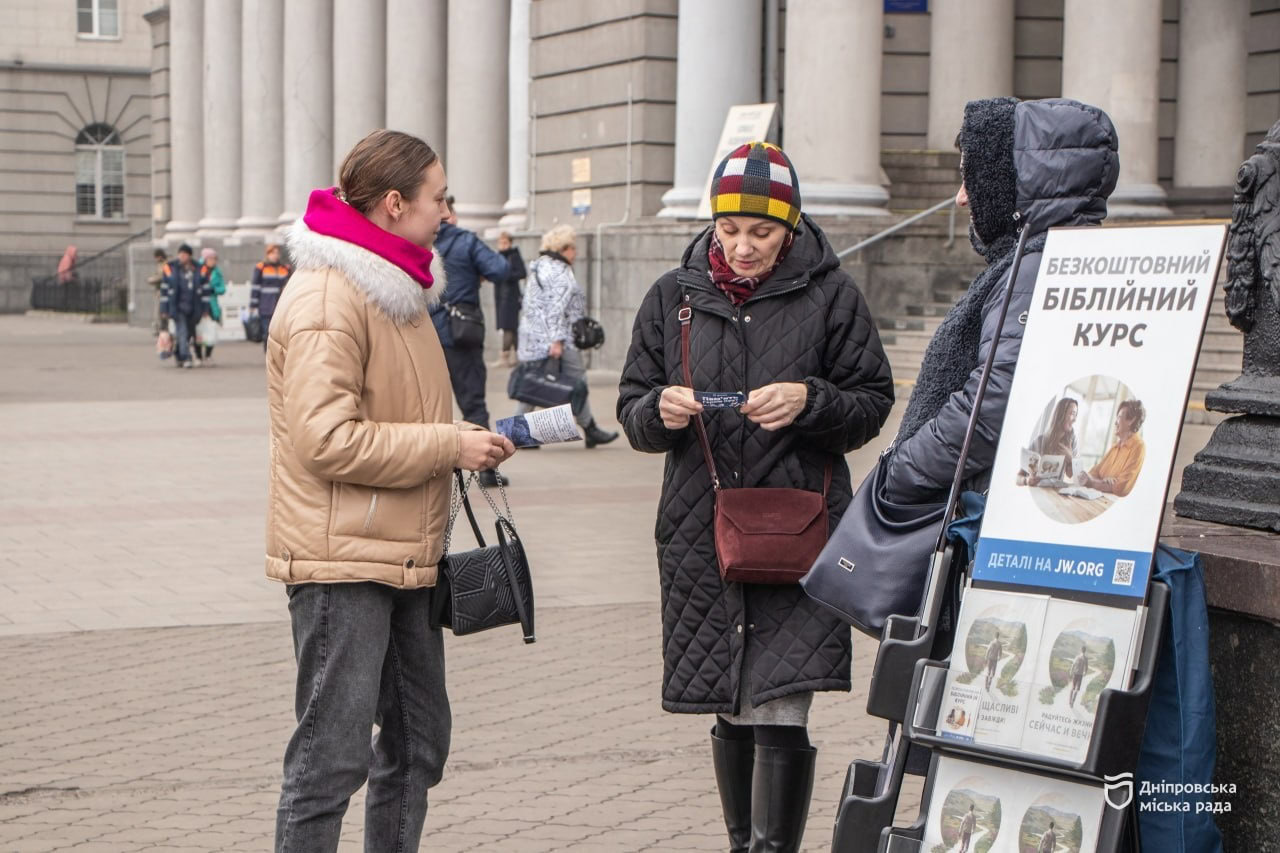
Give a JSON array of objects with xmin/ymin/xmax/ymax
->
[{"xmin": 267, "ymin": 129, "xmax": 515, "ymax": 853}]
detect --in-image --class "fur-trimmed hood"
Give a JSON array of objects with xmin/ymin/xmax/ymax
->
[{"xmin": 285, "ymin": 218, "xmax": 446, "ymax": 325}]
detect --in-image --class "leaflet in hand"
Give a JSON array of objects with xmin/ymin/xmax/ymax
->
[
  {"xmin": 496, "ymin": 404, "xmax": 582, "ymax": 447},
  {"xmin": 921, "ymin": 755, "xmax": 1105, "ymax": 853},
  {"xmin": 694, "ymin": 391, "xmax": 746, "ymax": 409},
  {"xmin": 938, "ymin": 588, "xmax": 1049, "ymax": 748}
]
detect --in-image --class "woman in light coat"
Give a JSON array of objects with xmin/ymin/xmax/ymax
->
[
  {"xmin": 514, "ymin": 224, "xmax": 618, "ymax": 447},
  {"xmin": 267, "ymin": 129, "xmax": 515, "ymax": 853}
]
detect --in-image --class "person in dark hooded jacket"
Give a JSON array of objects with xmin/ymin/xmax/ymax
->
[
  {"xmin": 884, "ymin": 97, "xmax": 1118, "ymax": 506},
  {"xmin": 618, "ymin": 142, "xmax": 894, "ymax": 853}
]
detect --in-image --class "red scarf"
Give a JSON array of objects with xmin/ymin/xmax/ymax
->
[{"xmin": 707, "ymin": 231, "xmax": 793, "ymax": 306}]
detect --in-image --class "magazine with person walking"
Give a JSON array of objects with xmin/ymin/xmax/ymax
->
[
  {"xmin": 939, "ymin": 587, "xmax": 1050, "ymax": 749},
  {"xmin": 922, "ymin": 755, "xmax": 1106, "ymax": 853},
  {"xmin": 1021, "ymin": 598, "xmax": 1137, "ymax": 763}
]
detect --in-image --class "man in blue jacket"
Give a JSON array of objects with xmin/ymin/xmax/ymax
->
[
  {"xmin": 429, "ymin": 198, "xmax": 510, "ymax": 487},
  {"xmin": 159, "ymin": 243, "xmax": 211, "ymax": 369}
]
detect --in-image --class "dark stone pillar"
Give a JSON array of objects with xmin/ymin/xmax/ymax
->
[
  {"xmin": 1162, "ymin": 511, "xmax": 1280, "ymax": 849},
  {"xmin": 1175, "ymin": 118, "xmax": 1280, "ymax": 532}
]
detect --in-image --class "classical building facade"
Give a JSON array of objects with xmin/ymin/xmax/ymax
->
[{"xmin": 1, "ymin": 0, "xmax": 1277, "ymax": 312}]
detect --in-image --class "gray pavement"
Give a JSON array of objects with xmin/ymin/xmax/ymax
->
[
  {"xmin": 0, "ymin": 315, "xmax": 1212, "ymax": 851},
  {"xmin": 0, "ymin": 316, "xmax": 918, "ymax": 852}
]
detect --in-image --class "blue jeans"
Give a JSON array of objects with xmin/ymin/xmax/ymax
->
[
  {"xmin": 173, "ymin": 313, "xmax": 196, "ymax": 364},
  {"xmin": 275, "ymin": 582, "xmax": 451, "ymax": 853}
]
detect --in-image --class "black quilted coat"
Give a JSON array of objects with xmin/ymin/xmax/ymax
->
[{"xmin": 617, "ymin": 214, "xmax": 894, "ymax": 714}]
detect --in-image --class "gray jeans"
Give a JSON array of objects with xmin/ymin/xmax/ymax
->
[
  {"xmin": 513, "ymin": 346, "xmax": 593, "ymax": 427},
  {"xmin": 275, "ymin": 582, "xmax": 451, "ymax": 853}
]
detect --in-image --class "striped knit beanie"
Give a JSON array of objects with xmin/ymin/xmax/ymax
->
[{"xmin": 709, "ymin": 141, "xmax": 802, "ymax": 230}]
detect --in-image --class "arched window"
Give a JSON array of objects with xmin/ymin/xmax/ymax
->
[{"xmin": 75, "ymin": 123, "xmax": 125, "ymax": 219}]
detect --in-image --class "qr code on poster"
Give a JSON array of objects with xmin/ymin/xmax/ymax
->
[{"xmin": 1112, "ymin": 559, "xmax": 1135, "ymax": 586}]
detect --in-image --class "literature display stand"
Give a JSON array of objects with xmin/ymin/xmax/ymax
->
[{"xmin": 826, "ymin": 223, "xmax": 1228, "ymax": 853}]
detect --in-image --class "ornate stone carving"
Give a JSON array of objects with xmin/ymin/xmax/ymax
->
[{"xmin": 1176, "ymin": 119, "xmax": 1280, "ymax": 530}]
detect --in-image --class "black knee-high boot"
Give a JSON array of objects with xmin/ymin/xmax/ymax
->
[
  {"xmin": 710, "ymin": 726, "xmax": 753, "ymax": 853},
  {"xmin": 749, "ymin": 744, "xmax": 817, "ymax": 853}
]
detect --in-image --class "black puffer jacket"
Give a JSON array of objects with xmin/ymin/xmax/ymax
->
[
  {"xmin": 886, "ymin": 98, "xmax": 1119, "ymax": 504},
  {"xmin": 618, "ymin": 214, "xmax": 894, "ymax": 714}
]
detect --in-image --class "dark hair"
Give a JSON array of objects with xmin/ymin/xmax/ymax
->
[
  {"xmin": 1048, "ymin": 397, "xmax": 1078, "ymax": 443},
  {"xmin": 338, "ymin": 129, "xmax": 439, "ymax": 216},
  {"xmin": 177, "ymin": 243, "xmax": 194, "ymax": 256},
  {"xmin": 153, "ymin": 248, "xmax": 167, "ymax": 260},
  {"xmin": 1118, "ymin": 399, "xmax": 1146, "ymax": 432}
]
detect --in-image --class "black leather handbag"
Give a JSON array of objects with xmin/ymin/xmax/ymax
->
[
  {"xmin": 429, "ymin": 470, "xmax": 535, "ymax": 643},
  {"xmin": 445, "ymin": 301, "xmax": 485, "ymax": 348},
  {"xmin": 800, "ymin": 452, "xmax": 946, "ymax": 636},
  {"xmin": 572, "ymin": 316, "xmax": 605, "ymax": 350},
  {"xmin": 506, "ymin": 357, "xmax": 587, "ymax": 412}
]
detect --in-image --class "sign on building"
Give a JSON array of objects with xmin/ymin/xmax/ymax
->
[{"xmin": 695, "ymin": 103, "xmax": 778, "ymax": 220}]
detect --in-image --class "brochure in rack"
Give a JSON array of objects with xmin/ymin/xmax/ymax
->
[
  {"xmin": 921, "ymin": 755, "xmax": 1106, "ymax": 853},
  {"xmin": 938, "ymin": 588, "xmax": 1049, "ymax": 749}
]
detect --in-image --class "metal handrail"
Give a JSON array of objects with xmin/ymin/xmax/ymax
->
[{"xmin": 835, "ymin": 198, "xmax": 957, "ymax": 260}]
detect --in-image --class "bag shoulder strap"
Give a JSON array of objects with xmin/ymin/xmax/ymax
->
[
  {"xmin": 443, "ymin": 470, "xmax": 486, "ymax": 555},
  {"xmin": 680, "ymin": 300, "xmax": 832, "ymax": 496},
  {"xmin": 495, "ymin": 518, "xmax": 535, "ymax": 644},
  {"xmin": 679, "ymin": 303, "xmax": 721, "ymax": 491}
]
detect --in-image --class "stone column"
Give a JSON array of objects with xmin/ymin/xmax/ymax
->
[
  {"xmin": 782, "ymin": 0, "xmax": 888, "ymax": 215},
  {"xmin": 165, "ymin": 0, "xmax": 202, "ymax": 238},
  {"xmin": 143, "ymin": 6, "xmax": 171, "ymax": 230},
  {"xmin": 235, "ymin": 0, "xmax": 285, "ymax": 237},
  {"xmin": 1062, "ymin": 0, "xmax": 1171, "ymax": 217},
  {"xmin": 385, "ymin": 0, "xmax": 447, "ymax": 153},
  {"xmin": 197, "ymin": 0, "xmax": 243, "ymax": 237},
  {"xmin": 332, "ymin": 0, "xmax": 386, "ymax": 173},
  {"xmin": 446, "ymin": 0, "xmax": 509, "ymax": 230},
  {"xmin": 926, "ymin": 0, "xmax": 1014, "ymax": 150},
  {"xmin": 1174, "ymin": 0, "xmax": 1249, "ymax": 189},
  {"xmin": 280, "ymin": 0, "xmax": 333, "ymax": 224},
  {"xmin": 499, "ymin": 0, "xmax": 531, "ymax": 231},
  {"xmin": 657, "ymin": 0, "xmax": 762, "ymax": 219}
]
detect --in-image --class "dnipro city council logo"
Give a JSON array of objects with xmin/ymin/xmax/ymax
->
[{"xmin": 1104, "ymin": 772, "xmax": 1134, "ymax": 810}]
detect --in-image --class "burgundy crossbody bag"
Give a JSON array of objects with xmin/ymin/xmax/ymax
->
[{"xmin": 679, "ymin": 304, "xmax": 831, "ymax": 585}]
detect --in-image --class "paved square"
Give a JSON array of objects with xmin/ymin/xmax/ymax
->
[{"xmin": 0, "ymin": 317, "xmax": 923, "ymax": 852}]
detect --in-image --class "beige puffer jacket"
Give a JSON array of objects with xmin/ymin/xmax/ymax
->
[{"xmin": 265, "ymin": 219, "xmax": 460, "ymax": 588}]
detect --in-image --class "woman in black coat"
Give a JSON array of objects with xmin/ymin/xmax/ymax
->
[
  {"xmin": 617, "ymin": 142, "xmax": 894, "ymax": 852},
  {"xmin": 494, "ymin": 231, "xmax": 526, "ymax": 366}
]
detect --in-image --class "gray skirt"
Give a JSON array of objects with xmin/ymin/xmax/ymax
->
[{"xmin": 717, "ymin": 678, "xmax": 813, "ymax": 727}]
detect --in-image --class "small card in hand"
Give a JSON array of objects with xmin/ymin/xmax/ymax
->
[{"xmin": 694, "ymin": 391, "xmax": 746, "ymax": 409}]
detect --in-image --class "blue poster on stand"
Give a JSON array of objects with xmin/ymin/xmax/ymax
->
[{"xmin": 972, "ymin": 224, "xmax": 1227, "ymax": 601}]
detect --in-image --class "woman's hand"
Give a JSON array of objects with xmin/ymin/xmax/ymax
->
[
  {"xmin": 659, "ymin": 386, "xmax": 703, "ymax": 430},
  {"xmin": 549, "ymin": 340, "xmax": 564, "ymax": 359},
  {"xmin": 457, "ymin": 429, "xmax": 516, "ymax": 471},
  {"xmin": 741, "ymin": 382, "xmax": 808, "ymax": 431}
]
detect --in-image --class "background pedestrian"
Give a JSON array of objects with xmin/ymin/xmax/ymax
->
[
  {"xmin": 515, "ymin": 224, "xmax": 617, "ymax": 448},
  {"xmin": 251, "ymin": 244, "xmax": 292, "ymax": 351},
  {"xmin": 429, "ymin": 197, "xmax": 511, "ymax": 487},
  {"xmin": 493, "ymin": 231, "xmax": 526, "ymax": 367},
  {"xmin": 160, "ymin": 243, "xmax": 210, "ymax": 369},
  {"xmin": 198, "ymin": 247, "xmax": 225, "ymax": 364}
]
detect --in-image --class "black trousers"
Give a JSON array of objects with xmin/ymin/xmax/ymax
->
[{"xmin": 443, "ymin": 344, "xmax": 489, "ymax": 430}]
